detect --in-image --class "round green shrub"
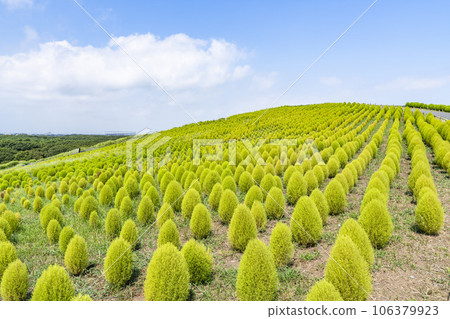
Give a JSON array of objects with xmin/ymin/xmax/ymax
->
[
  {"xmin": 324, "ymin": 235, "xmax": 372, "ymax": 301},
  {"xmin": 208, "ymin": 183, "xmax": 223, "ymax": 211},
  {"xmin": 327, "ymin": 157, "xmax": 340, "ymax": 178},
  {"xmin": 236, "ymin": 239, "xmax": 278, "ymax": 301},
  {"xmin": 190, "ymin": 203, "xmax": 212, "ymax": 239},
  {"xmin": 71, "ymin": 294, "xmax": 93, "ymax": 301},
  {"xmin": 413, "ymin": 175, "xmax": 437, "ymax": 199},
  {"xmin": 74, "ymin": 197, "xmax": 83, "ymax": 214},
  {"xmin": 35, "ymin": 186, "xmax": 45, "ymax": 198},
  {"xmin": 0, "ymin": 241, "xmax": 16, "ymax": 278},
  {"xmin": 290, "ymin": 196, "xmax": 322, "ymax": 246},
  {"xmin": 244, "ymin": 185, "xmax": 263, "ymax": 208},
  {"xmin": 40, "ymin": 204, "xmax": 63, "ymax": 230},
  {"xmin": 2, "ymin": 210, "xmax": 19, "ymax": 233},
  {"xmin": 120, "ymin": 219, "xmax": 137, "ymax": 249},
  {"xmin": 324, "ymin": 179, "xmax": 347, "ymax": 215},
  {"xmin": 157, "ymin": 219, "xmax": 181, "ymax": 248},
  {"xmin": 45, "ymin": 187, "xmax": 55, "ymax": 200},
  {"xmin": 203, "ymin": 170, "xmax": 221, "ymax": 195},
  {"xmin": 408, "ymin": 161, "xmax": 431, "ymax": 192},
  {"xmin": 89, "ymin": 211, "xmax": 99, "ymax": 228},
  {"xmin": 334, "ymin": 173, "xmax": 349, "ymax": 195},
  {"xmin": 79, "ymin": 195, "xmax": 98, "ymax": 220},
  {"xmin": 103, "ymin": 238, "xmax": 132, "ymax": 287},
  {"xmin": 124, "ymin": 175, "xmax": 139, "ymax": 199},
  {"xmin": 181, "ymin": 188, "xmax": 201, "ymax": 219},
  {"xmin": 304, "ymin": 170, "xmax": 319, "ymax": 195},
  {"xmin": 0, "ymin": 259, "xmax": 28, "ymax": 301},
  {"xmin": 114, "ymin": 187, "xmax": 128, "ymax": 209},
  {"xmin": 286, "ymin": 172, "xmax": 307, "ymax": 205},
  {"xmin": 305, "ymin": 280, "xmax": 343, "ymax": 301},
  {"xmin": 283, "ymin": 166, "xmax": 296, "ymax": 185},
  {"xmin": 252, "ymin": 165, "xmax": 265, "ymax": 184},
  {"xmin": 360, "ymin": 187, "xmax": 387, "ymax": 213},
  {"xmin": 260, "ymin": 174, "xmax": 276, "ymax": 200},
  {"xmin": 23, "ymin": 199, "xmax": 31, "ymax": 209},
  {"xmin": 415, "ymin": 190, "xmax": 444, "ymax": 234},
  {"xmin": 269, "ymin": 222, "xmax": 294, "ymax": 267},
  {"xmin": 105, "ymin": 208, "xmax": 122, "ymax": 239},
  {"xmin": 64, "ymin": 235, "xmax": 88, "ymax": 275},
  {"xmin": 137, "ymin": 195, "xmax": 155, "ymax": 225},
  {"xmin": 146, "ymin": 185, "xmax": 160, "ymax": 207},
  {"xmin": 144, "ymin": 243, "xmax": 190, "ymax": 301},
  {"xmin": 156, "ymin": 203, "xmax": 175, "ymax": 228},
  {"xmin": 59, "ymin": 226, "xmax": 76, "ymax": 253},
  {"xmin": 218, "ymin": 189, "xmax": 239, "ymax": 224},
  {"xmin": 181, "ymin": 239, "xmax": 213, "ymax": 284},
  {"xmin": 251, "ymin": 200, "xmax": 267, "ymax": 231},
  {"xmin": 31, "ymin": 265, "xmax": 75, "ymax": 301},
  {"xmin": 313, "ymin": 164, "xmax": 325, "ymax": 185},
  {"xmin": 338, "ymin": 219, "xmax": 374, "ymax": 268},
  {"xmin": 61, "ymin": 195, "xmax": 69, "ymax": 206},
  {"xmin": 33, "ymin": 196, "xmax": 43, "ymax": 213},
  {"xmin": 238, "ymin": 171, "xmax": 254, "ymax": 193},
  {"xmin": 59, "ymin": 181, "xmax": 69, "ymax": 194},
  {"xmin": 228, "ymin": 204, "xmax": 257, "ymax": 252},
  {"xmin": 163, "ymin": 180, "xmax": 183, "ymax": 212},
  {"xmin": 358, "ymin": 200, "xmax": 393, "ymax": 248},
  {"xmin": 119, "ymin": 195, "xmax": 133, "ymax": 219},
  {"xmin": 265, "ymin": 187, "xmax": 286, "ymax": 219},
  {"xmin": 310, "ymin": 189, "xmax": 329, "ymax": 224},
  {"xmin": 47, "ymin": 219, "xmax": 62, "ymax": 244},
  {"xmin": 0, "ymin": 217, "xmax": 11, "ymax": 240},
  {"xmin": 222, "ymin": 175, "xmax": 236, "ymax": 192},
  {"xmin": 99, "ymin": 184, "xmax": 113, "ymax": 206}
]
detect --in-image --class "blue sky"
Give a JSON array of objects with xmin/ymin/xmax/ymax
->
[{"xmin": 0, "ymin": 0, "xmax": 449, "ymax": 134}]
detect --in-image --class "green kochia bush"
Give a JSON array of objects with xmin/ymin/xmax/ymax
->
[
  {"xmin": 236, "ymin": 239, "xmax": 278, "ymax": 301},
  {"xmin": 218, "ymin": 189, "xmax": 239, "ymax": 224},
  {"xmin": 33, "ymin": 196, "xmax": 43, "ymax": 213},
  {"xmin": 79, "ymin": 195, "xmax": 99, "ymax": 220},
  {"xmin": 59, "ymin": 226, "xmax": 76, "ymax": 253},
  {"xmin": 305, "ymin": 280, "xmax": 343, "ymax": 301},
  {"xmin": 324, "ymin": 179, "xmax": 347, "ymax": 215},
  {"xmin": 163, "ymin": 181, "xmax": 183, "ymax": 212},
  {"xmin": 265, "ymin": 187, "xmax": 286, "ymax": 219},
  {"xmin": 119, "ymin": 195, "xmax": 133, "ymax": 219},
  {"xmin": 99, "ymin": 184, "xmax": 114, "ymax": 206},
  {"xmin": 114, "ymin": 187, "xmax": 128, "ymax": 209},
  {"xmin": 89, "ymin": 211, "xmax": 99, "ymax": 228},
  {"xmin": 338, "ymin": 219, "xmax": 374, "ymax": 268},
  {"xmin": 39, "ymin": 204, "xmax": 63, "ymax": 230},
  {"xmin": 290, "ymin": 196, "xmax": 322, "ymax": 246},
  {"xmin": 208, "ymin": 183, "xmax": 223, "ymax": 211},
  {"xmin": 190, "ymin": 204, "xmax": 212, "ymax": 239},
  {"xmin": 251, "ymin": 200, "xmax": 267, "ymax": 230},
  {"xmin": 31, "ymin": 265, "xmax": 75, "ymax": 301},
  {"xmin": 124, "ymin": 175, "xmax": 139, "ymax": 199},
  {"xmin": 103, "ymin": 238, "xmax": 133, "ymax": 287},
  {"xmin": 46, "ymin": 219, "xmax": 62, "ymax": 244},
  {"xmin": 228, "ymin": 204, "xmax": 257, "ymax": 252},
  {"xmin": 358, "ymin": 200, "xmax": 393, "ymax": 248},
  {"xmin": 157, "ymin": 219, "xmax": 181, "ymax": 248},
  {"xmin": 144, "ymin": 243, "xmax": 190, "ymax": 301},
  {"xmin": 2, "ymin": 210, "xmax": 19, "ymax": 233},
  {"xmin": 244, "ymin": 185, "xmax": 263, "ymax": 208},
  {"xmin": 324, "ymin": 235, "xmax": 372, "ymax": 301},
  {"xmin": 156, "ymin": 203, "xmax": 175, "ymax": 228},
  {"xmin": 120, "ymin": 219, "xmax": 138, "ymax": 249},
  {"xmin": 64, "ymin": 235, "xmax": 88, "ymax": 275},
  {"xmin": 415, "ymin": 190, "xmax": 444, "ymax": 234},
  {"xmin": 105, "ymin": 208, "xmax": 122, "ymax": 239},
  {"xmin": 310, "ymin": 189, "xmax": 329, "ymax": 224},
  {"xmin": 181, "ymin": 188, "xmax": 201, "ymax": 219},
  {"xmin": 269, "ymin": 222, "xmax": 294, "ymax": 267},
  {"xmin": 181, "ymin": 239, "xmax": 213, "ymax": 284},
  {"xmin": 0, "ymin": 259, "xmax": 28, "ymax": 301},
  {"xmin": 137, "ymin": 196, "xmax": 155, "ymax": 225},
  {"xmin": 286, "ymin": 172, "xmax": 307, "ymax": 205},
  {"xmin": 238, "ymin": 171, "xmax": 254, "ymax": 193},
  {"xmin": 0, "ymin": 217, "xmax": 11, "ymax": 239},
  {"xmin": 0, "ymin": 241, "xmax": 16, "ymax": 278}
]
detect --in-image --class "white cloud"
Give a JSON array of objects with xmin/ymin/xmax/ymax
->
[
  {"xmin": 375, "ymin": 76, "xmax": 450, "ymax": 91},
  {"xmin": 0, "ymin": 33, "xmax": 250, "ymax": 99},
  {"xmin": 0, "ymin": 0, "xmax": 32, "ymax": 9},
  {"xmin": 319, "ymin": 76, "xmax": 342, "ymax": 86}
]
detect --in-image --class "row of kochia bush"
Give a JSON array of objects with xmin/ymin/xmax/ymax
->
[
  {"xmin": 403, "ymin": 109, "xmax": 444, "ymax": 234},
  {"xmin": 405, "ymin": 102, "xmax": 450, "ymax": 113},
  {"xmin": 410, "ymin": 109, "xmax": 450, "ymax": 176}
]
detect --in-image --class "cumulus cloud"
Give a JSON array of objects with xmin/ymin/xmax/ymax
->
[
  {"xmin": 375, "ymin": 76, "xmax": 450, "ymax": 91},
  {"xmin": 0, "ymin": 33, "xmax": 250, "ymax": 99},
  {"xmin": 0, "ymin": 0, "xmax": 32, "ymax": 9}
]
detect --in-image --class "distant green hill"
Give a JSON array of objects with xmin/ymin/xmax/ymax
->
[{"xmin": 0, "ymin": 134, "xmax": 124, "ymax": 164}]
